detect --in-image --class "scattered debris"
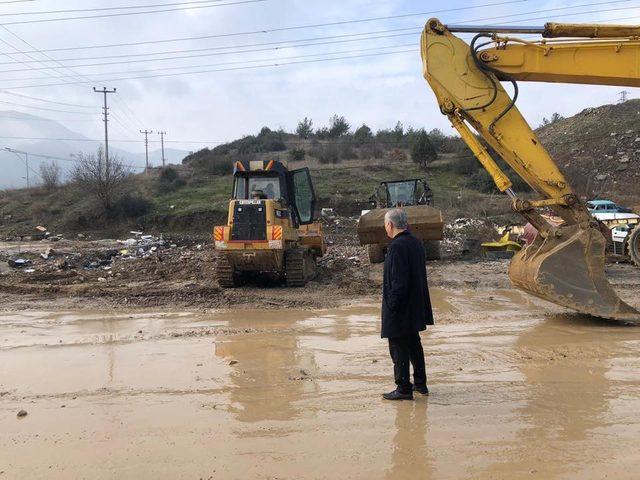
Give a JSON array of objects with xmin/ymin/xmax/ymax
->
[{"xmin": 8, "ymin": 258, "xmax": 30, "ymax": 268}]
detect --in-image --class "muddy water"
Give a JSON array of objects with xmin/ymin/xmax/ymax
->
[{"xmin": 2, "ymin": 289, "xmax": 640, "ymax": 479}]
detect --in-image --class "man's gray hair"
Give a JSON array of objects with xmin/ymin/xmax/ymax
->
[{"xmin": 384, "ymin": 208, "xmax": 408, "ymax": 229}]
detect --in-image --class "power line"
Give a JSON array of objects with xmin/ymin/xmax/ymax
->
[
  {"xmin": 0, "ymin": 36, "xmax": 419, "ymax": 77},
  {"xmin": 0, "ymin": 48, "xmax": 417, "ymax": 89},
  {"xmin": 0, "ymin": 28, "xmax": 422, "ymax": 73},
  {"xmin": 0, "ymin": 135, "xmax": 223, "ymax": 143},
  {"xmin": 0, "ymin": 98, "xmax": 96, "ymax": 114},
  {"xmin": 0, "ymin": 0, "xmax": 530, "ymax": 54},
  {"xmin": 1, "ymin": 0, "xmax": 626, "ymax": 61},
  {"xmin": 0, "ymin": 90, "xmax": 94, "ymax": 108},
  {"xmin": 1, "ymin": 147, "xmax": 148, "ymax": 170},
  {"xmin": 0, "ymin": 3, "xmax": 632, "ymax": 85},
  {"xmin": 0, "ymin": 24, "xmax": 143, "ymax": 144},
  {"xmin": 0, "ymin": 0, "xmax": 250, "ymax": 16},
  {"xmin": 0, "ymin": 0, "xmax": 266, "ymax": 26},
  {"xmin": 0, "ymin": 113, "xmax": 97, "ymax": 122}
]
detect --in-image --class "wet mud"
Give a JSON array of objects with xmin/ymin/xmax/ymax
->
[{"xmin": 2, "ymin": 284, "xmax": 640, "ymax": 479}]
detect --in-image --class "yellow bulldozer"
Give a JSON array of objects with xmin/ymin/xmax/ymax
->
[
  {"xmin": 357, "ymin": 178, "xmax": 444, "ymax": 263},
  {"xmin": 213, "ymin": 159, "xmax": 325, "ymax": 287},
  {"xmin": 421, "ymin": 19, "xmax": 640, "ymax": 322}
]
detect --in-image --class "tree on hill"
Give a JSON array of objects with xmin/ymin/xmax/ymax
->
[
  {"xmin": 71, "ymin": 146, "xmax": 131, "ymax": 214},
  {"xmin": 393, "ymin": 121, "xmax": 404, "ymax": 142},
  {"xmin": 296, "ymin": 117, "xmax": 313, "ymax": 139},
  {"xmin": 411, "ymin": 129, "xmax": 437, "ymax": 168},
  {"xmin": 540, "ymin": 112, "xmax": 564, "ymax": 127},
  {"xmin": 328, "ymin": 115, "xmax": 350, "ymax": 138},
  {"xmin": 354, "ymin": 124, "xmax": 373, "ymax": 145},
  {"xmin": 39, "ymin": 161, "xmax": 61, "ymax": 191}
]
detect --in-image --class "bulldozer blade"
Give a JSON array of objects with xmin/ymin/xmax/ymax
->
[
  {"xmin": 357, "ymin": 205, "xmax": 444, "ymax": 246},
  {"xmin": 509, "ymin": 224, "xmax": 640, "ymax": 323}
]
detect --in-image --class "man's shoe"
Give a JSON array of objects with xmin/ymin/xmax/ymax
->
[
  {"xmin": 413, "ymin": 385, "xmax": 429, "ymax": 395},
  {"xmin": 382, "ymin": 389, "xmax": 413, "ymax": 401}
]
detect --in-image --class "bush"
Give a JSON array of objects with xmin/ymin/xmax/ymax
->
[
  {"xmin": 386, "ymin": 148, "xmax": 407, "ymax": 163},
  {"xmin": 312, "ymin": 144, "xmax": 340, "ymax": 164},
  {"xmin": 71, "ymin": 147, "xmax": 131, "ymax": 215},
  {"xmin": 451, "ymin": 154, "xmax": 480, "ymax": 175},
  {"xmin": 338, "ymin": 140, "xmax": 357, "ymax": 160},
  {"xmin": 112, "ymin": 194, "xmax": 152, "ymax": 218},
  {"xmin": 359, "ymin": 142, "xmax": 385, "ymax": 160},
  {"xmin": 288, "ymin": 148, "xmax": 306, "ymax": 162},
  {"xmin": 411, "ymin": 129, "xmax": 437, "ymax": 167},
  {"xmin": 157, "ymin": 167, "xmax": 186, "ymax": 193},
  {"xmin": 39, "ymin": 161, "xmax": 61, "ymax": 191}
]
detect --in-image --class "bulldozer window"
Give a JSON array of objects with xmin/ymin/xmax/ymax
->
[
  {"xmin": 387, "ymin": 181, "xmax": 417, "ymax": 207},
  {"xmin": 234, "ymin": 176, "xmax": 281, "ymax": 200},
  {"xmin": 292, "ymin": 168, "xmax": 315, "ymax": 224}
]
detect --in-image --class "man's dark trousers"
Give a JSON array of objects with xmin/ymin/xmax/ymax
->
[{"xmin": 388, "ymin": 333, "xmax": 426, "ymax": 393}]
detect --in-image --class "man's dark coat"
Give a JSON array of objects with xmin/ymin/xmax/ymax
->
[{"xmin": 381, "ymin": 230, "xmax": 434, "ymax": 338}]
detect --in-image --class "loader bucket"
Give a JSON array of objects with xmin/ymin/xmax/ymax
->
[
  {"xmin": 357, "ymin": 205, "xmax": 444, "ymax": 246},
  {"xmin": 509, "ymin": 224, "xmax": 640, "ymax": 323}
]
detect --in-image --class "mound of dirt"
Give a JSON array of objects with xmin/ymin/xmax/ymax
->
[{"xmin": 537, "ymin": 99, "xmax": 640, "ymax": 198}]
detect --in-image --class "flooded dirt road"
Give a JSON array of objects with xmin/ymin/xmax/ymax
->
[{"xmin": 2, "ymin": 287, "xmax": 640, "ymax": 479}]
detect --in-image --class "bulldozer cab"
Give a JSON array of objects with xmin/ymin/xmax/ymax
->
[
  {"xmin": 231, "ymin": 160, "xmax": 317, "ymax": 226},
  {"xmin": 372, "ymin": 179, "xmax": 433, "ymax": 208}
]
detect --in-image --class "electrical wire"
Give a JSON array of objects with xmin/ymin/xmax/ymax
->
[
  {"xmin": 1, "ymin": 0, "xmax": 630, "ymax": 59},
  {"xmin": 0, "ymin": 0, "xmax": 252, "ymax": 17},
  {"xmin": 0, "ymin": 98, "xmax": 96, "ymax": 114},
  {"xmin": 0, "ymin": 0, "xmax": 266, "ymax": 26},
  {"xmin": 0, "ymin": 27, "xmax": 421, "ymax": 64},
  {"xmin": 0, "ymin": 90, "xmax": 94, "ymax": 108},
  {"xmin": 0, "ymin": 33, "xmax": 420, "ymax": 73},
  {"xmin": 0, "ymin": 48, "xmax": 417, "ymax": 90}
]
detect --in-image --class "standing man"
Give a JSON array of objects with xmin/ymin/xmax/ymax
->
[{"xmin": 381, "ymin": 209, "xmax": 434, "ymax": 401}]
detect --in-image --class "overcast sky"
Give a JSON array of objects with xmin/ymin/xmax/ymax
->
[{"xmin": 1, "ymin": 0, "xmax": 639, "ymax": 155}]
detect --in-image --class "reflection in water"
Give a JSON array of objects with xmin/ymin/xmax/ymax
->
[
  {"xmin": 488, "ymin": 314, "xmax": 618, "ymax": 477},
  {"xmin": 386, "ymin": 402, "xmax": 435, "ymax": 479},
  {"xmin": 215, "ymin": 326, "xmax": 319, "ymax": 424}
]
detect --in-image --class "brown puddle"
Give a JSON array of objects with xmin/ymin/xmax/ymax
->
[{"xmin": 2, "ymin": 289, "xmax": 640, "ymax": 479}]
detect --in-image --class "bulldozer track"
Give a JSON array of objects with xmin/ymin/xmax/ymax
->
[
  {"xmin": 285, "ymin": 248, "xmax": 309, "ymax": 287},
  {"xmin": 216, "ymin": 255, "xmax": 238, "ymax": 288}
]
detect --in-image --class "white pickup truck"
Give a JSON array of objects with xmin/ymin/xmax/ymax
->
[{"xmin": 589, "ymin": 211, "xmax": 640, "ymax": 267}]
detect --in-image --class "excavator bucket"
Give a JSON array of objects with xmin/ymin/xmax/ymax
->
[{"xmin": 509, "ymin": 224, "xmax": 640, "ymax": 323}]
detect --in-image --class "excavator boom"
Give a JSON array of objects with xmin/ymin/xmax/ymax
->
[{"xmin": 421, "ymin": 19, "xmax": 640, "ymax": 322}]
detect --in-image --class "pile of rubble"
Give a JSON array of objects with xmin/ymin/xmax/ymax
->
[
  {"xmin": 1, "ymin": 230, "xmax": 209, "ymax": 284},
  {"xmin": 537, "ymin": 99, "xmax": 640, "ymax": 194}
]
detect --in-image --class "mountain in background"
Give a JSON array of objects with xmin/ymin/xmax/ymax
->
[{"xmin": 0, "ymin": 111, "xmax": 189, "ymax": 189}]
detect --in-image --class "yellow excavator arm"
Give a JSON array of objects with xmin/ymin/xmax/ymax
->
[{"xmin": 420, "ymin": 19, "xmax": 640, "ymax": 322}]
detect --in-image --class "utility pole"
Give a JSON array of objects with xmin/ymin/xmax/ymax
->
[
  {"xmin": 140, "ymin": 129, "xmax": 153, "ymax": 171},
  {"xmin": 4, "ymin": 147, "xmax": 29, "ymax": 188},
  {"xmin": 93, "ymin": 87, "xmax": 116, "ymax": 175},
  {"xmin": 158, "ymin": 131, "xmax": 167, "ymax": 168},
  {"xmin": 619, "ymin": 90, "xmax": 630, "ymax": 103}
]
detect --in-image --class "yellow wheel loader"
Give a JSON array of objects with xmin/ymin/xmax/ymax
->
[
  {"xmin": 421, "ymin": 19, "xmax": 640, "ymax": 322},
  {"xmin": 213, "ymin": 160, "xmax": 326, "ymax": 287},
  {"xmin": 357, "ymin": 179, "xmax": 444, "ymax": 263}
]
